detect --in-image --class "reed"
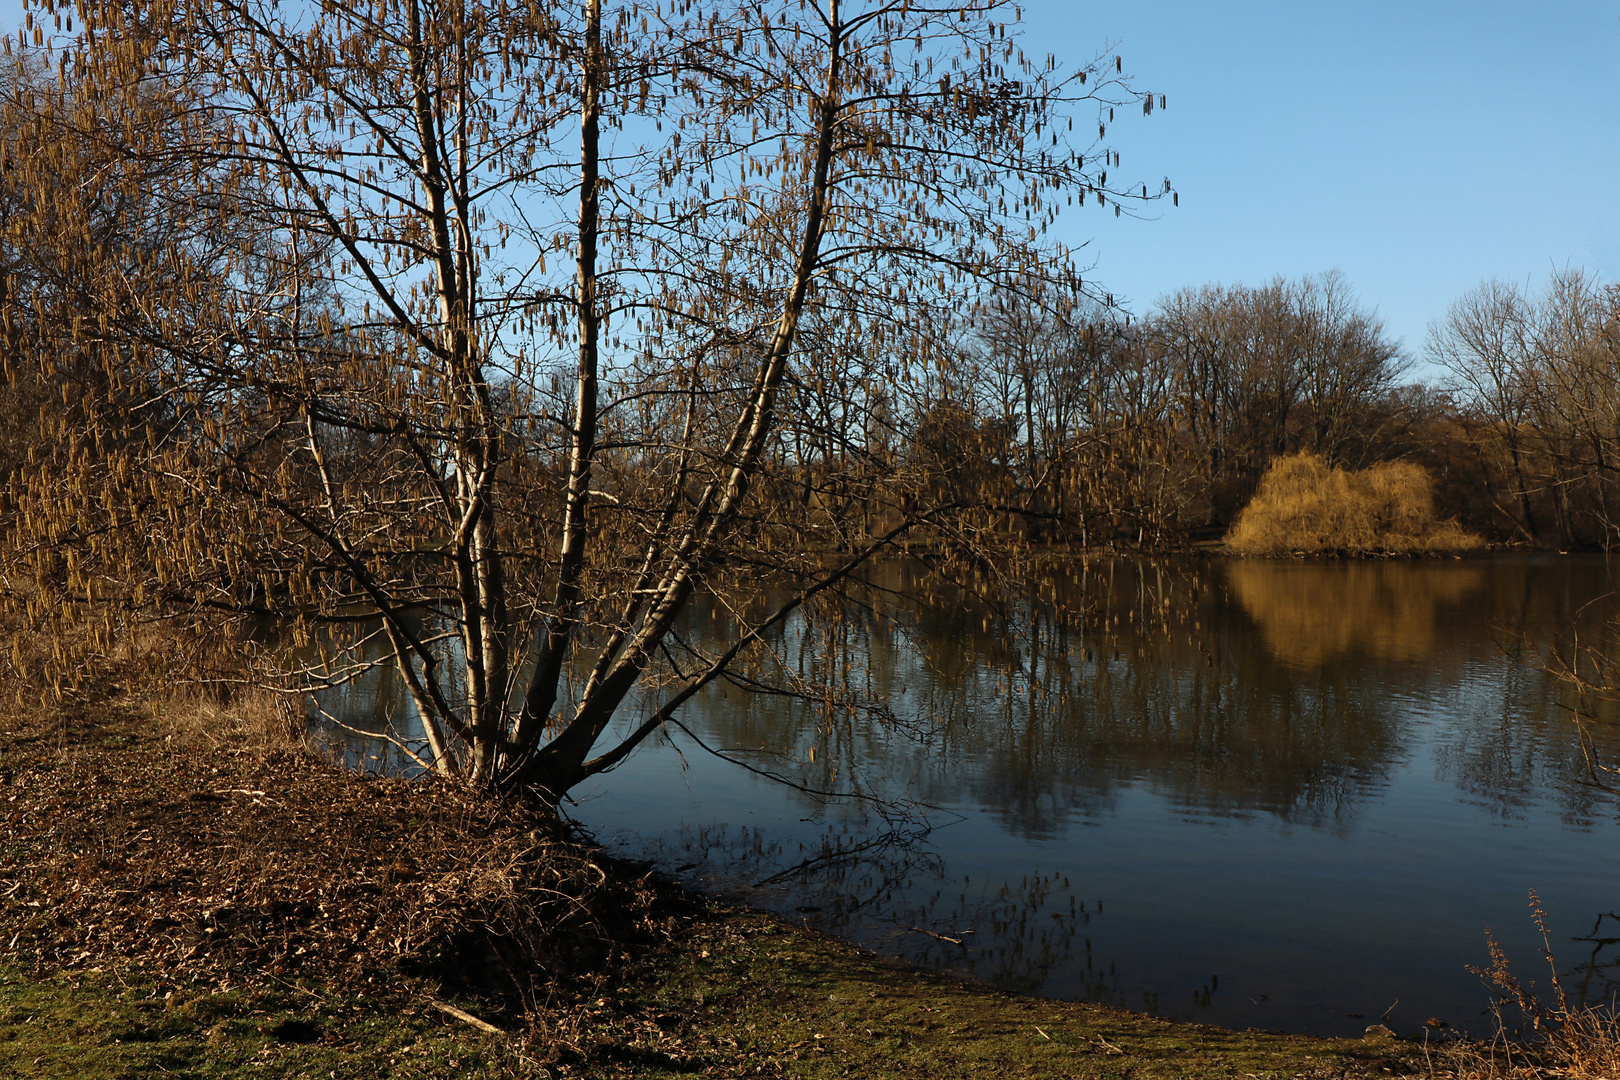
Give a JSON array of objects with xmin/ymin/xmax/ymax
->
[
  {"xmin": 1433, "ymin": 895, "xmax": 1620, "ymax": 1080},
  {"xmin": 1225, "ymin": 452, "xmax": 1484, "ymax": 556}
]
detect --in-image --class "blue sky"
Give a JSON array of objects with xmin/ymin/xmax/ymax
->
[
  {"xmin": 6, "ymin": 1, "xmax": 1615, "ymax": 372},
  {"xmin": 1026, "ymin": 1, "xmax": 1620, "ymax": 369}
]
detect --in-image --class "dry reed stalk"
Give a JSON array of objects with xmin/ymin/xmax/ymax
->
[{"xmin": 1431, "ymin": 894, "xmax": 1620, "ymax": 1080}]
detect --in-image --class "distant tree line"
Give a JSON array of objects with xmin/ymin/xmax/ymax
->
[
  {"xmin": 761, "ymin": 268, "xmax": 1620, "ymax": 554},
  {"xmin": 1429, "ymin": 269, "xmax": 1620, "ymax": 549},
  {"xmin": 914, "ymin": 270, "xmax": 1413, "ymax": 548}
]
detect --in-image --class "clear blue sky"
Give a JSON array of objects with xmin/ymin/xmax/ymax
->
[
  {"xmin": 1024, "ymin": 1, "xmax": 1620, "ymax": 369},
  {"xmin": 6, "ymin": 0, "xmax": 1615, "ymax": 371}
]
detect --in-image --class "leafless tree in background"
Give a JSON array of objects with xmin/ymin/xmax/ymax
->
[{"xmin": 1430, "ymin": 269, "xmax": 1620, "ymax": 548}]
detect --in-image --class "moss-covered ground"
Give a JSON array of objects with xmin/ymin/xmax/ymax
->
[{"xmin": 0, "ymin": 923, "xmax": 1428, "ymax": 1079}]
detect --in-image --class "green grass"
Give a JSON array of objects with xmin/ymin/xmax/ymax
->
[
  {"xmin": 0, "ymin": 910, "xmax": 1431, "ymax": 1079},
  {"xmin": 585, "ymin": 904, "xmax": 1426, "ymax": 1079},
  {"xmin": 0, "ymin": 966, "xmax": 519, "ymax": 1080}
]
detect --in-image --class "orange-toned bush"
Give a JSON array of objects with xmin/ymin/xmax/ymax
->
[{"xmin": 1225, "ymin": 452, "xmax": 1484, "ymax": 555}]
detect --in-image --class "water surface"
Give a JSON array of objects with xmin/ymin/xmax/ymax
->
[{"xmin": 560, "ymin": 555, "xmax": 1620, "ymax": 1037}]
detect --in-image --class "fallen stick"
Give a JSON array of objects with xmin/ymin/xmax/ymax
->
[
  {"xmin": 906, "ymin": 925, "xmax": 965, "ymax": 946},
  {"xmin": 431, "ymin": 1000, "xmax": 506, "ymax": 1036}
]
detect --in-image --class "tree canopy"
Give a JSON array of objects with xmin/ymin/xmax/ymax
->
[{"xmin": 1, "ymin": 0, "xmax": 1171, "ymax": 805}]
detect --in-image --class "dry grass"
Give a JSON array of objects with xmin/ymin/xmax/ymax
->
[
  {"xmin": 1435, "ymin": 1009, "xmax": 1620, "ymax": 1080},
  {"xmin": 0, "ymin": 593, "xmax": 313, "ymax": 761},
  {"xmin": 148, "ymin": 680, "xmax": 306, "ymax": 753},
  {"xmin": 1430, "ymin": 895, "xmax": 1620, "ymax": 1080},
  {"xmin": 1225, "ymin": 451, "xmax": 1484, "ymax": 556}
]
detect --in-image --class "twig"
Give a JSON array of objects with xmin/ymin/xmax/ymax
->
[
  {"xmin": 265, "ymin": 972, "xmax": 326, "ymax": 1000},
  {"xmin": 749, "ymin": 828, "xmax": 927, "ymax": 888},
  {"xmin": 431, "ymin": 1000, "xmax": 506, "ymax": 1036},
  {"xmin": 308, "ymin": 704, "xmax": 437, "ymax": 774},
  {"xmin": 906, "ymin": 924, "xmax": 965, "ymax": 946}
]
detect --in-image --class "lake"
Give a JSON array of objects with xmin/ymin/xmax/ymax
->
[{"xmin": 315, "ymin": 553, "xmax": 1620, "ymax": 1038}]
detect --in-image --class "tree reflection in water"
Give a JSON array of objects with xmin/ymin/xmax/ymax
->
[
  {"xmin": 313, "ymin": 554, "xmax": 1620, "ymax": 1035},
  {"xmin": 619, "ymin": 816, "xmax": 1117, "ymax": 1002},
  {"xmin": 662, "ymin": 556, "xmax": 1620, "ymax": 836},
  {"xmin": 1226, "ymin": 560, "xmax": 1488, "ymax": 669}
]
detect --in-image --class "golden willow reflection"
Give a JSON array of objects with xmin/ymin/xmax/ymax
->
[{"xmin": 1225, "ymin": 560, "xmax": 1488, "ymax": 669}]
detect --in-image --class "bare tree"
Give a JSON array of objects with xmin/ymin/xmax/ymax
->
[
  {"xmin": 929, "ymin": 273, "xmax": 1404, "ymax": 546},
  {"xmin": 1428, "ymin": 279, "xmax": 1544, "ymax": 541},
  {"xmin": 2, "ymin": 0, "xmax": 1171, "ymax": 806},
  {"xmin": 946, "ymin": 299, "xmax": 1192, "ymax": 548},
  {"xmin": 1430, "ymin": 270, "xmax": 1620, "ymax": 547},
  {"xmin": 1290, "ymin": 271, "xmax": 1407, "ymax": 465},
  {"xmin": 1147, "ymin": 273, "xmax": 1404, "ymax": 525}
]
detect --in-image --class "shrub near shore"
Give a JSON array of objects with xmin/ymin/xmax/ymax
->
[{"xmin": 1225, "ymin": 452, "xmax": 1485, "ymax": 556}]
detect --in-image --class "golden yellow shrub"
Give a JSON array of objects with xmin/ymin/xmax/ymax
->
[{"xmin": 1224, "ymin": 452, "xmax": 1484, "ymax": 556}]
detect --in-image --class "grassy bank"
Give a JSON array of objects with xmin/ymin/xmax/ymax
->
[
  {"xmin": 0, "ymin": 914, "xmax": 1427, "ymax": 1080},
  {"xmin": 0, "ymin": 690, "xmax": 1461, "ymax": 1078}
]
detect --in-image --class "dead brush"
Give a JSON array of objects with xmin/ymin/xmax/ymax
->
[
  {"xmin": 1225, "ymin": 451, "xmax": 1484, "ymax": 556},
  {"xmin": 150, "ymin": 680, "xmax": 305, "ymax": 752},
  {"xmin": 0, "ymin": 694, "xmax": 679, "ymax": 1058},
  {"xmin": 1433, "ymin": 892, "xmax": 1620, "ymax": 1080}
]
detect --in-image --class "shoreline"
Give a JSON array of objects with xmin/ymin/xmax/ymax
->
[{"xmin": 0, "ymin": 693, "xmax": 1452, "ymax": 1077}]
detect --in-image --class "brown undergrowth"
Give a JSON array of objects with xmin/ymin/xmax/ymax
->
[
  {"xmin": 0, "ymin": 678, "xmax": 679, "ymax": 1063},
  {"xmin": 1226, "ymin": 452, "xmax": 1484, "ymax": 556}
]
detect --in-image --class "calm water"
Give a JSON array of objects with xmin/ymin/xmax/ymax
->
[{"xmin": 316, "ymin": 554, "xmax": 1620, "ymax": 1038}]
